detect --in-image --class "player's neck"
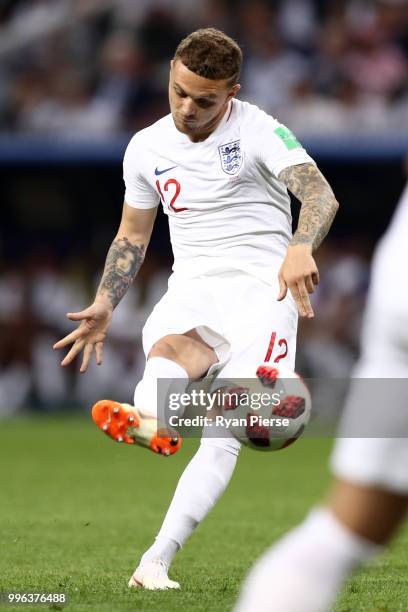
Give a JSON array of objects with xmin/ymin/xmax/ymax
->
[{"xmin": 188, "ymin": 102, "xmax": 231, "ymax": 143}]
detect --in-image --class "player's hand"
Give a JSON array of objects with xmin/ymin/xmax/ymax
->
[
  {"xmin": 277, "ymin": 244, "xmax": 319, "ymax": 318},
  {"xmin": 53, "ymin": 302, "xmax": 113, "ymax": 372}
]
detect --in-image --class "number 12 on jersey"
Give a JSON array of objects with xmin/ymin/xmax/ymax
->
[{"xmin": 156, "ymin": 178, "xmax": 187, "ymax": 213}]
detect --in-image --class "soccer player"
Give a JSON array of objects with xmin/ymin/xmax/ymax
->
[
  {"xmin": 53, "ymin": 28, "xmax": 339, "ymax": 590},
  {"xmin": 235, "ymin": 178, "xmax": 408, "ymax": 611}
]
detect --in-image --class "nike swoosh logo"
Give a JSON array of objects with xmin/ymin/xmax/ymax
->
[{"xmin": 155, "ymin": 165, "xmax": 177, "ymax": 176}]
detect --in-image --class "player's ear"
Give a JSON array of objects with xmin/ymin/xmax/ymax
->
[{"xmin": 228, "ymin": 83, "xmax": 241, "ymax": 100}]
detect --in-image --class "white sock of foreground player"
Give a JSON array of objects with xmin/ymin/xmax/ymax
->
[
  {"xmin": 134, "ymin": 356, "xmax": 189, "ymax": 419},
  {"xmin": 235, "ymin": 506, "xmax": 382, "ymax": 612},
  {"xmin": 141, "ymin": 422, "xmax": 241, "ymax": 567}
]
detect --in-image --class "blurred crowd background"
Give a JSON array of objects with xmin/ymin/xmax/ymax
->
[
  {"xmin": 0, "ymin": 0, "xmax": 407, "ymax": 415},
  {"xmin": 0, "ymin": 0, "xmax": 407, "ymax": 135}
]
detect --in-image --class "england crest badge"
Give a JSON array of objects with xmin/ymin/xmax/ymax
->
[{"xmin": 218, "ymin": 140, "xmax": 243, "ymax": 175}]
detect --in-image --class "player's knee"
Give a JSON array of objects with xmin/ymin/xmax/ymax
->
[
  {"xmin": 149, "ymin": 338, "xmax": 179, "ymax": 362},
  {"xmin": 148, "ymin": 336, "xmax": 215, "ymax": 379},
  {"xmin": 148, "ymin": 338, "xmax": 194, "ymax": 377}
]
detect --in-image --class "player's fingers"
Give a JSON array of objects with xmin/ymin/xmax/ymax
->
[
  {"xmin": 66, "ymin": 306, "xmax": 94, "ymax": 321},
  {"xmin": 61, "ymin": 339, "xmax": 85, "ymax": 367},
  {"xmin": 53, "ymin": 327, "xmax": 85, "ymax": 350},
  {"xmin": 305, "ymin": 274, "xmax": 316, "ymax": 294},
  {"xmin": 312, "ymin": 270, "xmax": 320, "ymax": 286},
  {"xmin": 297, "ymin": 279, "xmax": 314, "ymax": 318},
  {"xmin": 277, "ymin": 276, "xmax": 287, "ymax": 301},
  {"xmin": 288, "ymin": 283, "xmax": 306, "ymax": 317},
  {"xmin": 80, "ymin": 343, "xmax": 94, "ymax": 373},
  {"xmin": 95, "ymin": 341, "xmax": 104, "ymax": 365}
]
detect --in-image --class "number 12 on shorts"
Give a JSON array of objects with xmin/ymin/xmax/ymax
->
[{"xmin": 264, "ymin": 331, "xmax": 288, "ymax": 363}]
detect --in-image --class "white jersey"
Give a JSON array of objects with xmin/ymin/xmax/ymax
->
[{"xmin": 123, "ymin": 99, "xmax": 315, "ymax": 282}]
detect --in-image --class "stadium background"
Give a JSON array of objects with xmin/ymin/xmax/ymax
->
[{"xmin": 1, "ymin": 2, "xmax": 408, "ymax": 611}]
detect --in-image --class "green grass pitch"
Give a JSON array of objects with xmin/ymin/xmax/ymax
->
[{"xmin": 0, "ymin": 415, "xmax": 407, "ymax": 611}]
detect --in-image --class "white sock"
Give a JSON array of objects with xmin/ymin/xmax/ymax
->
[
  {"xmin": 141, "ymin": 422, "xmax": 241, "ymax": 567},
  {"xmin": 236, "ymin": 506, "xmax": 382, "ymax": 612},
  {"xmin": 139, "ymin": 537, "xmax": 180, "ymax": 568},
  {"xmin": 134, "ymin": 357, "xmax": 189, "ymax": 419}
]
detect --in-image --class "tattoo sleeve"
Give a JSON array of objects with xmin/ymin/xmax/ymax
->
[
  {"xmin": 278, "ymin": 163, "xmax": 339, "ymax": 251},
  {"xmin": 96, "ymin": 237, "xmax": 146, "ymax": 309}
]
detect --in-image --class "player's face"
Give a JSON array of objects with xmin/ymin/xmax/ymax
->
[{"xmin": 169, "ymin": 60, "xmax": 240, "ymax": 141}]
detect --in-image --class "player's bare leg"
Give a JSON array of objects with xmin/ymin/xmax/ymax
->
[
  {"xmin": 148, "ymin": 329, "xmax": 218, "ymax": 380},
  {"xmin": 328, "ymin": 478, "xmax": 408, "ymax": 544}
]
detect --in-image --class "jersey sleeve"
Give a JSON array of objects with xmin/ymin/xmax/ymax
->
[
  {"xmin": 249, "ymin": 107, "xmax": 315, "ymax": 179},
  {"xmin": 123, "ymin": 135, "xmax": 160, "ymax": 209}
]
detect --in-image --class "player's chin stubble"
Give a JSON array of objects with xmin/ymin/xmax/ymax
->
[
  {"xmin": 173, "ymin": 112, "xmax": 222, "ymax": 139},
  {"xmin": 173, "ymin": 116, "xmax": 199, "ymax": 136}
]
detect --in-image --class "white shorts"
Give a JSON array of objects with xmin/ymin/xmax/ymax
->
[
  {"xmin": 332, "ymin": 436, "xmax": 408, "ymax": 494},
  {"xmin": 142, "ymin": 269, "xmax": 298, "ymax": 377},
  {"xmin": 331, "ymin": 235, "xmax": 408, "ymax": 495}
]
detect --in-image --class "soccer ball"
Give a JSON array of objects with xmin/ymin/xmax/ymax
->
[{"xmin": 219, "ymin": 363, "xmax": 311, "ymax": 451}]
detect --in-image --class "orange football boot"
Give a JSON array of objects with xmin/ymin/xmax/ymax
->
[{"xmin": 91, "ymin": 400, "xmax": 181, "ymax": 456}]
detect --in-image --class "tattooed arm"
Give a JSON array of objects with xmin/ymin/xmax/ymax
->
[
  {"xmin": 53, "ymin": 203, "xmax": 157, "ymax": 371},
  {"xmin": 95, "ymin": 203, "xmax": 156, "ymax": 309},
  {"xmin": 279, "ymin": 163, "xmax": 339, "ymax": 251},
  {"xmin": 276, "ymin": 163, "xmax": 339, "ymax": 318}
]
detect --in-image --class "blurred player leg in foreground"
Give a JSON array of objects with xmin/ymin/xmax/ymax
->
[{"xmin": 235, "ymin": 181, "xmax": 408, "ymax": 612}]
